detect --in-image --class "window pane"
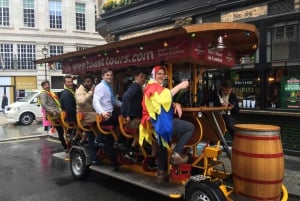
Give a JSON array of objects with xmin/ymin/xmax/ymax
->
[
  {"xmin": 17, "ymin": 44, "xmax": 36, "ymax": 70},
  {"xmin": 23, "ymin": 0, "xmax": 35, "ymax": 27},
  {"xmin": 49, "ymin": 0, "xmax": 62, "ymax": 29},
  {"xmin": 49, "ymin": 45, "xmax": 63, "ymax": 70},
  {"xmin": 75, "ymin": 3, "xmax": 85, "ymax": 31},
  {"xmin": 0, "ymin": 0, "xmax": 9, "ymax": 26},
  {"xmin": 0, "ymin": 43, "xmax": 13, "ymax": 70}
]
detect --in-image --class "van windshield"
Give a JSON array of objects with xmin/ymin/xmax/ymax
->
[{"xmin": 18, "ymin": 92, "xmax": 39, "ymax": 102}]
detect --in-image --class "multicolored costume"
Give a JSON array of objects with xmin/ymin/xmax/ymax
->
[{"xmin": 139, "ymin": 79, "xmax": 173, "ymax": 148}]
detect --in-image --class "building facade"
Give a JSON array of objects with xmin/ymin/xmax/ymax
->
[
  {"xmin": 96, "ymin": 0, "xmax": 300, "ymax": 154},
  {"xmin": 0, "ymin": 0, "xmax": 105, "ymax": 103}
]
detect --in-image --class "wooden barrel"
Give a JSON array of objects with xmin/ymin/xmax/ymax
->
[{"xmin": 232, "ymin": 124, "xmax": 284, "ymax": 201}]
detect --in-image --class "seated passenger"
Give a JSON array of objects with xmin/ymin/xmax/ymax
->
[
  {"xmin": 140, "ymin": 66, "xmax": 194, "ymax": 183},
  {"xmin": 93, "ymin": 68, "xmax": 123, "ymax": 171},
  {"xmin": 75, "ymin": 75, "xmax": 98, "ymax": 164},
  {"xmin": 60, "ymin": 75, "xmax": 78, "ymax": 139},
  {"xmin": 39, "ymin": 80, "xmax": 68, "ymax": 152},
  {"xmin": 121, "ymin": 70, "xmax": 146, "ymax": 158},
  {"xmin": 121, "ymin": 69, "xmax": 157, "ymax": 167}
]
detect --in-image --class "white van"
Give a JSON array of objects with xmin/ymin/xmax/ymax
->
[
  {"xmin": 4, "ymin": 90, "xmax": 61, "ymax": 125},
  {"xmin": 4, "ymin": 90, "xmax": 43, "ymax": 125}
]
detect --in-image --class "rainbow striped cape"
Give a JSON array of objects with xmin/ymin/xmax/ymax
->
[{"xmin": 139, "ymin": 80, "xmax": 173, "ymax": 148}]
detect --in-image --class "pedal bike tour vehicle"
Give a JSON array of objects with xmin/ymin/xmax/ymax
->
[{"xmin": 36, "ymin": 22, "xmax": 288, "ymax": 201}]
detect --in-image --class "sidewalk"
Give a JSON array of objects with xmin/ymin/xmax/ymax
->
[{"xmin": 0, "ymin": 114, "xmax": 299, "ymax": 198}]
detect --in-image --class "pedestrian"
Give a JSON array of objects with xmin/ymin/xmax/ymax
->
[
  {"xmin": 39, "ymin": 80, "xmax": 68, "ymax": 152},
  {"xmin": 1, "ymin": 94, "xmax": 8, "ymax": 113},
  {"xmin": 41, "ymin": 108, "xmax": 51, "ymax": 132},
  {"xmin": 139, "ymin": 65, "xmax": 194, "ymax": 183},
  {"xmin": 208, "ymin": 80, "xmax": 239, "ymax": 139}
]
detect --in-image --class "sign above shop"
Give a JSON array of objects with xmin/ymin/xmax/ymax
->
[{"xmin": 221, "ymin": 5, "xmax": 267, "ymax": 22}]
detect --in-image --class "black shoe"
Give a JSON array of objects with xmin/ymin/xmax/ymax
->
[
  {"xmin": 79, "ymin": 139, "xmax": 88, "ymax": 145},
  {"xmin": 113, "ymin": 165, "xmax": 120, "ymax": 172},
  {"xmin": 91, "ymin": 160, "xmax": 100, "ymax": 166},
  {"xmin": 148, "ymin": 157, "xmax": 158, "ymax": 169},
  {"xmin": 125, "ymin": 151, "xmax": 137, "ymax": 162},
  {"xmin": 94, "ymin": 140, "xmax": 105, "ymax": 148},
  {"xmin": 113, "ymin": 142, "xmax": 127, "ymax": 151}
]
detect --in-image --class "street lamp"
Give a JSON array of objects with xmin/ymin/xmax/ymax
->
[{"xmin": 42, "ymin": 45, "xmax": 48, "ymax": 80}]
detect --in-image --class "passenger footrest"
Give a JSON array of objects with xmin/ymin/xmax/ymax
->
[{"xmin": 171, "ymin": 163, "xmax": 191, "ymax": 181}]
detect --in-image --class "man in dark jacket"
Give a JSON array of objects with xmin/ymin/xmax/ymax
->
[
  {"xmin": 209, "ymin": 80, "xmax": 239, "ymax": 139},
  {"xmin": 121, "ymin": 70, "xmax": 146, "ymax": 161},
  {"xmin": 60, "ymin": 75, "xmax": 77, "ymax": 137}
]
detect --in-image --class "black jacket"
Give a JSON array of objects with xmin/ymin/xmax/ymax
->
[
  {"xmin": 121, "ymin": 82, "xmax": 143, "ymax": 118},
  {"xmin": 209, "ymin": 88, "xmax": 239, "ymax": 117},
  {"xmin": 60, "ymin": 89, "xmax": 76, "ymax": 122}
]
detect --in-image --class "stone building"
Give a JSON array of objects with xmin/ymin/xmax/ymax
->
[{"xmin": 0, "ymin": 0, "xmax": 106, "ymax": 102}]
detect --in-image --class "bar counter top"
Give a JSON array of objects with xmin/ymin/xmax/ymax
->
[{"xmin": 239, "ymin": 108, "xmax": 300, "ymax": 117}]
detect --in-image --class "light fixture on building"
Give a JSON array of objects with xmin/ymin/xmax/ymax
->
[
  {"xmin": 209, "ymin": 35, "xmax": 226, "ymax": 51},
  {"xmin": 163, "ymin": 41, "xmax": 168, "ymax": 47},
  {"xmin": 42, "ymin": 45, "xmax": 49, "ymax": 80},
  {"xmin": 216, "ymin": 35, "xmax": 226, "ymax": 50}
]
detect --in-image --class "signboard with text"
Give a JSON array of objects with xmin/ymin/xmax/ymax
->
[
  {"xmin": 281, "ymin": 77, "xmax": 300, "ymax": 109},
  {"xmin": 62, "ymin": 35, "xmax": 235, "ymax": 74}
]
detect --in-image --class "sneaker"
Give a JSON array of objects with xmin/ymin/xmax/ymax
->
[
  {"xmin": 125, "ymin": 151, "xmax": 137, "ymax": 162},
  {"xmin": 94, "ymin": 140, "xmax": 105, "ymax": 148},
  {"xmin": 156, "ymin": 170, "xmax": 169, "ymax": 183},
  {"xmin": 171, "ymin": 152, "xmax": 189, "ymax": 164}
]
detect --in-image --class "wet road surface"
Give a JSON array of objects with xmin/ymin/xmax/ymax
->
[{"xmin": 0, "ymin": 136, "xmax": 173, "ymax": 201}]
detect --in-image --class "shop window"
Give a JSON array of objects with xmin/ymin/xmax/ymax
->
[
  {"xmin": 230, "ymin": 70, "xmax": 260, "ymax": 109},
  {"xmin": 271, "ymin": 23, "xmax": 300, "ymax": 60},
  {"xmin": 286, "ymin": 24, "xmax": 296, "ymax": 39}
]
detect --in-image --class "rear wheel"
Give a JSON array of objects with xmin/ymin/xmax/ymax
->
[
  {"xmin": 70, "ymin": 149, "xmax": 90, "ymax": 180},
  {"xmin": 19, "ymin": 112, "xmax": 34, "ymax": 125},
  {"xmin": 186, "ymin": 181, "xmax": 226, "ymax": 201}
]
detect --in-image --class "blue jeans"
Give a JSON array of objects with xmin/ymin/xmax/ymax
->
[{"xmin": 172, "ymin": 118, "xmax": 194, "ymax": 154}]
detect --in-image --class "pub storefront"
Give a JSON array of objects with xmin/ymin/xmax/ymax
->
[{"xmin": 95, "ymin": 0, "xmax": 300, "ymax": 154}]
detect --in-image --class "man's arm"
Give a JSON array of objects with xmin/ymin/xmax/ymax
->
[{"xmin": 76, "ymin": 86, "xmax": 93, "ymax": 106}]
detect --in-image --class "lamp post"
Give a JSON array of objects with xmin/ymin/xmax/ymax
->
[{"xmin": 42, "ymin": 45, "xmax": 48, "ymax": 80}]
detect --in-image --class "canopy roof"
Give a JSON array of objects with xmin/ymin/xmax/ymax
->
[{"xmin": 35, "ymin": 22, "xmax": 259, "ymax": 73}]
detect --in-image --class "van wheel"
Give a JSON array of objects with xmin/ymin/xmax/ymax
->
[
  {"xmin": 185, "ymin": 181, "xmax": 226, "ymax": 201},
  {"xmin": 70, "ymin": 149, "xmax": 90, "ymax": 180},
  {"xmin": 19, "ymin": 112, "xmax": 34, "ymax": 125}
]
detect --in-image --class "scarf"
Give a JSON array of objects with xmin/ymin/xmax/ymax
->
[
  {"xmin": 41, "ymin": 90, "xmax": 61, "ymax": 111},
  {"xmin": 64, "ymin": 85, "xmax": 75, "ymax": 96}
]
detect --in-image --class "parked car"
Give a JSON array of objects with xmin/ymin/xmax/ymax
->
[{"xmin": 5, "ymin": 90, "xmax": 61, "ymax": 125}]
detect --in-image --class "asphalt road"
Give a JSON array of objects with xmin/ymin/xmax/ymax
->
[{"xmin": 0, "ymin": 136, "xmax": 171, "ymax": 201}]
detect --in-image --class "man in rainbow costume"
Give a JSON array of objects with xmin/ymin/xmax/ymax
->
[{"xmin": 139, "ymin": 66, "xmax": 194, "ymax": 183}]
